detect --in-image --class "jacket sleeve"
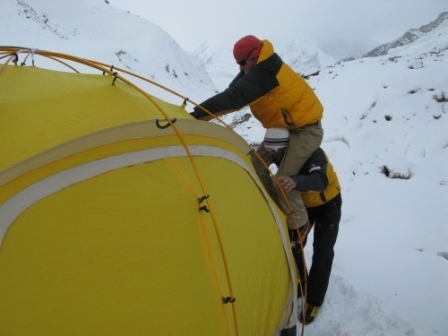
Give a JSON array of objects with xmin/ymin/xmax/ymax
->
[
  {"xmin": 192, "ymin": 55, "xmax": 281, "ymax": 119},
  {"xmin": 292, "ymin": 171, "xmax": 328, "ymax": 192},
  {"xmin": 291, "ymin": 149, "xmax": 329, "ymax": 192}
]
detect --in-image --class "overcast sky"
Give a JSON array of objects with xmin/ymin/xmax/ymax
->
[{"xmin": 111, "ymin": 0, "xmax": 448, "ymax": 59}]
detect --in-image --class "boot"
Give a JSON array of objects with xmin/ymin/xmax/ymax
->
[{"xmin": 300, "ymin": 303, "xmax": 320, "ymax": 324}]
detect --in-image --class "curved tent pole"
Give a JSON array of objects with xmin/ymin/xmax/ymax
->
[
  {"xmin": 0, "ymin": 46, "xmax": 244, "ymax": 335},
  {"xmin": 0, "ymin": 47, "xmax": 306, "ymax": 334},
  {"xmin": 107, "ymin": 67, "xmax": 243, "ymax": 334}
]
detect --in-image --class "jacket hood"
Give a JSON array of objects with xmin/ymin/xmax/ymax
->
[{"xmin": 257, "ymin": 40, "xmax": 275, "ymax": 63}]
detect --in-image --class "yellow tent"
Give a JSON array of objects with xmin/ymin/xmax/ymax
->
[{"xmin": 0, "ymin": 48, "xmax": 299, "ymax": 335}]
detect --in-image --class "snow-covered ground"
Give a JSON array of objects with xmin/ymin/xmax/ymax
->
[{"xmin": 201, "ymin": 14, "xmax": 448, "ymax": 336}]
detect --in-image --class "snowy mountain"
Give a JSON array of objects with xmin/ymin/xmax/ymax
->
[
  {"xmin": 1, "ymin": 0, "xmax": 217, "ymax": 104},
  {"xmin": 1, "ymin": 1, "xmax": 447, "ymax": 335},
  {"xmin": 363, "ymin": 11, "xmax": 448, "ymax": 57}
]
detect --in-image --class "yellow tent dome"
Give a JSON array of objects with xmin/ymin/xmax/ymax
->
[{"xmin": 0, "ymin": 48, "xmax": 299, "ymax": 335}]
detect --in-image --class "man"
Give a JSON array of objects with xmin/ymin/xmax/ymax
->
[
  {"xmin": 190, "ymin": 35, "xmax": 324, "ymax": 233},
  {"xmin": 264, "ymin": 128, "xmax": 342, "ymax": 327}
]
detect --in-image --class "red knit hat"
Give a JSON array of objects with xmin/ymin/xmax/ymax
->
[{"xmin": 233, "ymin": 35, "xmax": 263, "ymax": 62}]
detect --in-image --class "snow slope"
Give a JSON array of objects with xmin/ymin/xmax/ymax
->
[
  {"xmin": 207, "ymin": 13, "xmax": 448, "ymax": 336},
  {"xmin": 1, "ymin": 0, "xmax": 216, "ymax": 103}
]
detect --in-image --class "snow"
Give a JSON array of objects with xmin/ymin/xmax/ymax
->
[{"xmin": 1, "ymin": 0, "xmax": 447, "ymax": 334}]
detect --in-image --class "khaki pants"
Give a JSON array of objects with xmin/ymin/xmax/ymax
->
[{"xmin": 251, "ymin": 122, "xmax": 323, "ymax": 229}]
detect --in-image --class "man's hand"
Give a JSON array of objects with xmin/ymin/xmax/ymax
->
[{"xmin": 277, "ymin": 176, "xmax": 296, "ymax": 192}]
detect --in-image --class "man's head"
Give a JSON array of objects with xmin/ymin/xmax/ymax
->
[
  {"xmin": 263, "ymin": 127, "xmax": 289, "ymax": 158},
  {"xmin": 233, "ymin": 35, "xmax": 262, "ymax": 72}
]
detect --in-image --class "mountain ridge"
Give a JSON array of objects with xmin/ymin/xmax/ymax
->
[{"xmin": 363, "ymin": 11, "xmax": 448, "ymax": 57}]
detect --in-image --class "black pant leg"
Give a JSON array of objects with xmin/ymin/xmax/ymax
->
[{"xmin": 307, "ymin": 194, "xmax": 342, "ymax": 305}]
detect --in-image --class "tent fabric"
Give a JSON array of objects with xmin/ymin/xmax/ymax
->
[
  {"xmin": 0, "ymin": 52, "xmax": 298, "ymax": 335},
  {"xmin": 0, "ymin": 121, "xmax": 251, "ymax": 207},
  {"xmin": 0, "ymin": 144, "xmax": 278, "ymax": 244},
  {"xmin": 0, "ymin": 65, "xmax": 188, "ymax": 171}
]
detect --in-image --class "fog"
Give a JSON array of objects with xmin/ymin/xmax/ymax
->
[{"xmin": 111, "ymin": 0, "xmax": 448, "ymax": 60}]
